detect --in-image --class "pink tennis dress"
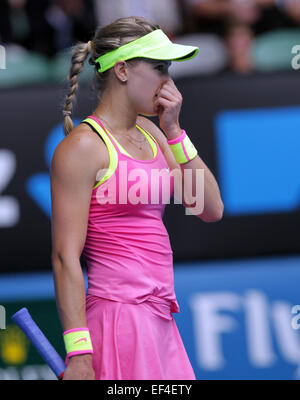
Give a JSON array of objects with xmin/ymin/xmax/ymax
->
[{"xmin": 81, "ymin": 115, "xmax": 195, "ymax": 380}]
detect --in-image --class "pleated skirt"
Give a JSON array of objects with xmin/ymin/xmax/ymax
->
[{"xmin": 85, "ymin": 294, "xmax": 196, "ymax": 380}]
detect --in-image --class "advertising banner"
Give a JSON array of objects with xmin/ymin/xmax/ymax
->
[
  {"xmin": 175, "ymin": 256, "xmax": 300, "ymax": 380},
  {"xmin": 1, "ymin": 255, "xmax": 299, "ymax": 380}
]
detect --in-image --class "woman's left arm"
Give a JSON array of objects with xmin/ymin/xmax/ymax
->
[
  {"xmin": 171, "ymin": 142, "xmax": 224, "ymax": 222},
  {"xmin": 138, "ymin": 78, "xmax": 224, "ymax": 222}
]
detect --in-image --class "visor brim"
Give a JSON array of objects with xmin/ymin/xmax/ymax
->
[{"xmin": 138, "ymin": 43, "xmax": 199, "ymax": 62}]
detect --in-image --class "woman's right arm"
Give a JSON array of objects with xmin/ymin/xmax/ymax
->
[{"xmin": 50, "ymin": 126, "xmax": 104, "ymax": 380}]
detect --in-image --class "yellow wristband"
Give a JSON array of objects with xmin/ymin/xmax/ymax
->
[
  {"xmin": 63, "ymin": 328, "xmax": 93, "ymax": 358},
  {"xmin": 167, "ymin": 130, "xmax": 198, "ymax": 164}
]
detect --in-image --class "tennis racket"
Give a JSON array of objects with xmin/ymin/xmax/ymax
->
[{"xmin": 11, "ymin": 307, "xmax": 66, "ymax": 379}]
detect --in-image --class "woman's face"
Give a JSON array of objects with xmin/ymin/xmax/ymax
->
[{"xmin": 126, "ymin": 59, "xmax": 171, "ymax": 116}]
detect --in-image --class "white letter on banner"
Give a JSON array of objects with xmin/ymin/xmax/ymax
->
[
  {"xmin": 0, "ymin": 45, "xmax": 6, "ymax": 69},
  {"xmin": 291, "ymin": 45, "xmax": 300, "ymax": 70},
  {"xmin": 244, "ymin": 290, "xmax": 276, "ymax": 367},
  {"xmin": 272, "ymin": 302, "xmax": 300, "ymax": 365},
  {"xmin": 189, "ymin": 292, "xmax": 240, "ymax": 370},
  {"xmin": 0, "ymin": 305, "xmax": 5, "ymax": 329},
  {"xmin": 291, "ymin": 305, "xmax": 300, "ymax": 330},
  {"xmin": 0, "ymin": 150, "xmax": 19, "ymax": 227}
]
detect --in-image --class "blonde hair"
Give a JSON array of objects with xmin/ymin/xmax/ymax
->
[{"xmin": 63, "ymin": 16, "xmax": 160, "ymax": 136}]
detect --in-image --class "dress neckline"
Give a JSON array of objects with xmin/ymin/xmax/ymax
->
[{"xmin": 88, "ymin": 115, "xmax": 159, "ymax": 163}]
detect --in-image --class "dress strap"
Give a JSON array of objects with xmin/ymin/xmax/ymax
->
[
  {"xmin": 86, "ymin": 115, "xmax": 135, "ymax": 158},
  {"xmin": 136, "ymin": 123, "xmax": 158, "ymax": 144},
  {"xmin": 82, "ymin": 116, "xmax": 119, "ymax": 189},
  {"xmin": 136, "ymin": 124, "xmax": 158, "ymax": 158}
]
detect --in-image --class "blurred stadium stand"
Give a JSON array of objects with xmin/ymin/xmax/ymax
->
[
  {"xmin": 49, "ymin": 49, "xmax": 94, "ymax": 84},
  {"xmin": 169, "ymin": 33, "xmax": 228, "ymax": 77},
  {"xmin": 253, "ymin": 28, "xmax": 300, "ymax": 71},
  {"xmin": 0, "ymin": 45, "xmax": 50, "ymax": 88}
]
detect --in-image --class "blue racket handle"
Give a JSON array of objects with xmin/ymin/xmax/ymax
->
[{"xmin": 12, "ymin": 307, "xmax": 66, "ymax": 379}]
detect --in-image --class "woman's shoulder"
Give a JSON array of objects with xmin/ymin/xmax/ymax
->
[
  {"xmin": 51, "ymin": 122, "xmax": 109, "ymax": 183},
  {"xmin": 57, "ymin": 123, "xmax": 107, "ymax": 158}
]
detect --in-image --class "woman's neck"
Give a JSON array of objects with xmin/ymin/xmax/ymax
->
[{"xmin": 93, "ymin": 92, "xmax": 138, "ymax": 135}]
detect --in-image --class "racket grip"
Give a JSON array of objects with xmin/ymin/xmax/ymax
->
[{"xmin": 12, "ymin": 307, "xmax": 66, "ymax": 379}]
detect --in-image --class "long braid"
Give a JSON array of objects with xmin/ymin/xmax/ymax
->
[{"xmin": 63, "ymin": 41, "xmax": 92, "ymax": 136}]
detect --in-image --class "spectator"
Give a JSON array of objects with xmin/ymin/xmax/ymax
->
[
  {"xmin": 183, "ymin": 0, "xmax": 299, "ymax": 35},
  {"xmin": 182, "ymin": 0, "xmax": 260, "ymax": 36},
  {"xmin": 224, "ymin": 20, "xmax": 254, "ymax": 74},
  {"xmin": 0, "ymin": 1, "xmax": 12, "ymax": 44},
  {"xmin": 253, "ymin": 0, "xmax": 298, "ymax": 34},
  {"xmin": 0, "ymin": 0, "xmax": 31, "ymax": 48},
  {"xmin": 44, "ymin": 0, "xmax": 97, "ymax": 55},
  {"xmin": 0, "ymin": 0, "xmax": 97, "ymax": 57},
  {"xmin": 93, "ymin": 0, "xmax": 184, "ymax": 38},
  {"xmin": 276, "ymin": 0, "xmax": 300, "ymax": 24}
]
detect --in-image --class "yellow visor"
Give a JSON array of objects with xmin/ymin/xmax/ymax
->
[{"xmin": 94, "ymin": 29, "xmax": 199, "ymax": 73}]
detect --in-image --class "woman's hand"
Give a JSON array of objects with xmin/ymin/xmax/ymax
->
[
  {"xmin": 62, "ymin": 354, "xmax": 95, "ymax": 380},
  {"xmin": 154, "ymin": 79, "xmax": 183, "ymax": 139}
]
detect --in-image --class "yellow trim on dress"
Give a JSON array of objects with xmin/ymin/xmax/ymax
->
[
  {"xmin": 137, "ymin": 125, "xmax": 158, "ymax": 158},
  {"xmin": 82, "ymin": 117, "xmax": 158, "ymax": 189},
  {"xmin": 82, "ymin": 118, "xmax": 118, "ymax": 189}
]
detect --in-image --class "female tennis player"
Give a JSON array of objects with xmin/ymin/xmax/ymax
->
[{"xmin": 50, "ymin": 16, "xmax": 223, "ymax": 380}]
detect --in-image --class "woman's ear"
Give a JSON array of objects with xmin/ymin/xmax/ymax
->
[{"xmin": 113, "ymin": 60, "xmax": 128, "ymax": 82}]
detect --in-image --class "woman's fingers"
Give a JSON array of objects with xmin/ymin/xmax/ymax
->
[
  {"xmin": 155, "ymin": 97, "xmax": 174, "ymax": 109},
  {"xmin": 158, "ymin": 90, "xmax": 178, "ymax": 102},
  {"xmin": 157, "ymin": 83, "xmax": 182, "ymax": 103}
]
